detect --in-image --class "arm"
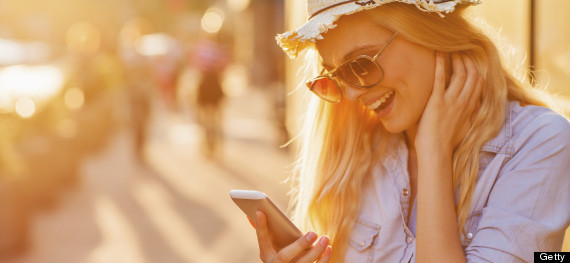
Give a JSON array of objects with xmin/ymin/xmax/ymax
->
[
  {"xmin": 464, "ymin": 113, "xmax": 570, "ymax": 262},
  {"xmin": 414, "ymin": 52, "xmax": 483, "ymax": 262},
  {"xmin": 416, "ymin": 148, "xmax": 466, "ymax": 262}
]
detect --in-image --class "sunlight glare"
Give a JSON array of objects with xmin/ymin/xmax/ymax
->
[
  {"xmin": 87, "ymin": 195, "xmax": 147, "ymax": 263},
  {"xmin": 0, "ymin": 65, "xmax": 64, "ymax": 107}
]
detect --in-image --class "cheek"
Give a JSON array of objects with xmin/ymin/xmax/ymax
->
[
  {"xmin": 386, "ymin": 51, "xmax": 435, "ymax": 105},
  {"xmin": 383, "ymin": 48, "xmax": 435, "ymax": 127}
]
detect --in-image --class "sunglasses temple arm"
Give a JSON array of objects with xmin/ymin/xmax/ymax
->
[{"xmin": 373, "ymin": 32, "xmax": 398, "ymax": 61}]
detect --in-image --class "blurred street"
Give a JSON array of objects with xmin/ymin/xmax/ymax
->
[{"xmin": 3, "ymin": 88, "xmax": 293, "ymax": 263}]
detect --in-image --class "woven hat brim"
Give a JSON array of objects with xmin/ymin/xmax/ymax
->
[{"xmin": 276, "ymin": 0, "xmax": 480, "ymax": 58}]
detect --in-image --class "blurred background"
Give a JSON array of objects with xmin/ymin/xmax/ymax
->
[{"xmin": 0, "ymin": 0, "xmax": 568, "ymax": 262}]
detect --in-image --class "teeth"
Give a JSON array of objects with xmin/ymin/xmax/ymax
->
[{"xmin": 367, "ymin": 91, "xmax": 394, "ymax": 110}]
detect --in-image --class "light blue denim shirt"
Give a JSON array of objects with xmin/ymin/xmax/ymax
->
[{"xmin": 344, "ymin": 101, "xmax": 570, "ymax": 263}]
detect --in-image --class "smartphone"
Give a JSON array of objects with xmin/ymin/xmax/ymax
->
[{"xmin": 230, "ymin": 190, "xmax": 302, "ymax": 249}]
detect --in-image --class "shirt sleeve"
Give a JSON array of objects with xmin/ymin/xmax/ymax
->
[{"xmin": 464, "ymin": 112, "xmax": 570, "ymax": 263}]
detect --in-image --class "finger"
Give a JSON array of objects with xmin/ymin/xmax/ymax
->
[
  {"xmin": 274, "ymin": 231, "xmax": 318, "ymax": 263},
  {"xmin": 296, "ymin": 235, "xmax": 330, "ymax": 263},
  {"xmin": 433, "ymin": 51, "xmax": 446, "ymax": 96},
  {"xmin": 457, "ymin": 54, "xmax": 480, "ymax": 104},
  {"xmin": 316, "ymin": 246, "xmax": 333, "ymax": 263},
  {"xmin": 446, "ymin": 52, "xmax": 467, "ymax": 99},
  {"xmin": 255, "ymin": 211, "xmax": 276, "ymax": 261}
]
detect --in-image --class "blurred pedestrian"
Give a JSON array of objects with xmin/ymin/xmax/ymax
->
[
  {"xmin": 191, "ymin": 34, "xmax": 230, "ymax": 158},
  {"xmin": 121, "ymin": 48, "xmax": 152, "ymax": 162},
  {"xmin": 153, "ymin": 41, "xmax": 184, "ymax": 111}
]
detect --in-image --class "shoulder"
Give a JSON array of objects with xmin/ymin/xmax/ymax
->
[{"xmin": 509, "ymin": 101, "xmax": 570, "ymax": 149}]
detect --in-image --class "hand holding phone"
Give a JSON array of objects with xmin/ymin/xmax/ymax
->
[
  {"xmin": 230, "ymin": 190, "xmax": 302, "ymax": 249},
  {"xmin": 230, "ymin": 190, "xmax": 332, "ymax": 262}
]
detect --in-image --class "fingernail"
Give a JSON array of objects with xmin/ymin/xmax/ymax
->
[
  {"xmin": 305, "ymin": 232, "xmax": 317, "ymax": 242},
  {"xmin": 325, "ymin": 245, "xmax": 332, "ymax": 256},
  {"xmin": 256, "ymin": 210, "xmax": 262, "ymax": 218},
  {"xmin": 320, "ymin": 235, "xmax": 330, "ymax": 246}
]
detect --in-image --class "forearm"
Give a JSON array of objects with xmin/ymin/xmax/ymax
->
[{"xmin": 416, "ymin": 149, "xmax": 466, "ymax": 263}]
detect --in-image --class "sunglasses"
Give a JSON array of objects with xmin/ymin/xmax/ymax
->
[{"xmin": 306, "ymin": 32, "xmax": 398, "ymax": 103}]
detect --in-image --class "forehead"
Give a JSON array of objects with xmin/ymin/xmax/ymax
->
[{"xmin": 316, "ymin": 13, "xmax": 392, "ymax": 67}]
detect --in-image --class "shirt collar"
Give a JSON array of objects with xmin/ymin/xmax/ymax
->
[{"xmin": 481, "ymin": 101, "xmax": 515, "ymax": 154}]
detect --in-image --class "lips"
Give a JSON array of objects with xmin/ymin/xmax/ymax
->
[{"xmin": 365, "ymin": 90, "xmax": 394, "ymax": 112}]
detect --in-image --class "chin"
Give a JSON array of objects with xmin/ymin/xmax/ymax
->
[{"xmin": 380, "ymin": 118, "xmax": 408, "ymax": 134}]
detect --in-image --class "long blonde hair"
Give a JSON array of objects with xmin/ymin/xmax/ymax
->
[{"xmin": 289, "ymin": 3, "xmax": 556, "ymax": 261}]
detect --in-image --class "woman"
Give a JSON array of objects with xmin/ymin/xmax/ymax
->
[{"xmin": 253, "ymin": 1, "xmax": 570, "ymax": 262}]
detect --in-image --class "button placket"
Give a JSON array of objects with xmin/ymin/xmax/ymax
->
[{"xmin": 400, "ymin": 188, "xmax": 411, "ymax": 223}]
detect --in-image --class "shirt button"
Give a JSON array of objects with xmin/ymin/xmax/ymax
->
[
  {"xmin": 406, "ymin": 236, "xmax": 413, "ymax": 244},
  {"xmin": 402, "ymin": 189, "xmax": 409, "ymax": 196},
  {"xmin": 466, "ymin": 232, "xmax": 473, "ymax": 240}
]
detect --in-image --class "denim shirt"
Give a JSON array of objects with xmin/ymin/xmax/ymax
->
[{"xmin": 344, "ymin": 101, "xmax": 570, "ymax": 263}]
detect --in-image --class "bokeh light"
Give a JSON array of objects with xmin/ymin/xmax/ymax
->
[
  {"xmin": 201, "ymin": 8, "xmax": 225, "ymax": 34},
  {"xmin": 66, "ymin": 22, "xmax": 101, "ymax": 55},
  {"xmin": 119, "ymin": 18, "xmax": 154, "ymax": 49},
  {"xmin": 135, "ymin": 33, "xmax": 174, "ymax": 57},
  {"xmin": 64, "ymin": 87, "xmax": 85, "ymax": 110},
  {"xmin": 15, "ymin": 97, "xmax": 36, "ymax": 118}
]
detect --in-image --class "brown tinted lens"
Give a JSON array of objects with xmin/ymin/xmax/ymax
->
[
  {"xmin": 307, "ymin": 77, "xmax": 342, "ymax": 103},
  {"xmin": 337, "ymin": 57, "xmax": 383, "ymax": 87}
]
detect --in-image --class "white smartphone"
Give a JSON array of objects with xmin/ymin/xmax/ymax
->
[{"xmin": 230, "ymin": 190, "xmax": 302, "ymax": 249}]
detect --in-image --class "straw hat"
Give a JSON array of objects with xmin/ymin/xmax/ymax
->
[{"xmin": 276, "ymin": 0, "xmax": 481, "ymax": 58}]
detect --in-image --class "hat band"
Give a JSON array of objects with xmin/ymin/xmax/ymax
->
[{"xmin": 308, "ymin": 0, "xmax": 374, "ymax": 20}]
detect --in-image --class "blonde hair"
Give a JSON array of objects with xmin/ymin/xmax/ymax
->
[{"xmin": 289, "ymin": 3, "xmax": 558, "ymax": 262}]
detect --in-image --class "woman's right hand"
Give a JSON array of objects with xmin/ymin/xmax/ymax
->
[{"xmin": 255, "ymin": 211, "xmax": 332, "ymax": 263}]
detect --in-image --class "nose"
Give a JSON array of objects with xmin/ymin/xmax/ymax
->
[{"xmin": 342, "ymin": 84, "xmax": 367, "ymax": 102}]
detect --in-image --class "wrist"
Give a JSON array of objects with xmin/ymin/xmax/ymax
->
[{"xmin": 416, "ymin": 144, "xmax": 453, "ymax": 160}]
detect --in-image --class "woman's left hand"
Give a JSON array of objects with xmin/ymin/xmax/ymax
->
[{"xmin": 415, "ymin": 52, "xmax": 484, "ymax": 155}]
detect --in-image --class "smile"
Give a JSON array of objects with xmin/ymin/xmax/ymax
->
[{"xmin": 366, "ymin": 90, "xmax": 394, "ymax": 111}]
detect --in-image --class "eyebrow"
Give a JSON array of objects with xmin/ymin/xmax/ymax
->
[{"xmin": 321, "ymin": 45, "xmax": 379, "ymax": 70}]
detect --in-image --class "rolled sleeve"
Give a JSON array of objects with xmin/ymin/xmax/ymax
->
[{"xmin": 465, "ymin": 113, "xmax": 570, "ymax": 262}]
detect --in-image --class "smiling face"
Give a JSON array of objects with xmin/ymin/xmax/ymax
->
[{"xmin": 316, "ymin": 13, "xmax": 435, "ymax": 134}]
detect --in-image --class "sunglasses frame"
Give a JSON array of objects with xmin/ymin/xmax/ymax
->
[{"xmin": 307, "ymin": 32, "xmax": 398, "ymax": 103}]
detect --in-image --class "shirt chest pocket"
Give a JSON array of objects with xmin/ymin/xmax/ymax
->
[{"xmin": 346, "ymin": 218, "xmax": 381, "ymax": 263}]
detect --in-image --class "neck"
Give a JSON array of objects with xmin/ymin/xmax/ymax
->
[{"xmin": 404, "ymin": 124, "xmax": 418, "ymax": 153}]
